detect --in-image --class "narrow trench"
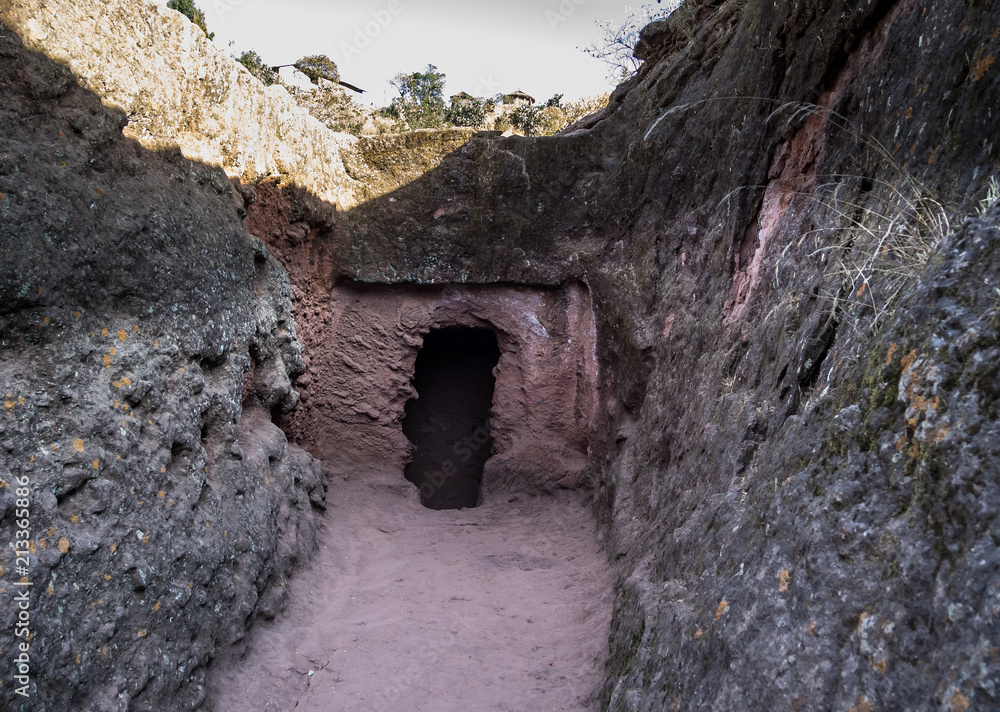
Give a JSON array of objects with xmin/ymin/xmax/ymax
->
[
  {"xmin": 402, "ymin": 328, "xmax": 501, "ymax": 510},
  {"xmin": 209, "ymin": 310, "xmax": 612, "ymax": 711}
]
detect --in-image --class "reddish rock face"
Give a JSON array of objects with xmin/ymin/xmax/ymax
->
[{"xmin": 281, "ymin": 281, "xmax": 598, "ymax": 499}]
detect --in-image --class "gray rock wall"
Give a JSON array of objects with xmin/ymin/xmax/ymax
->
[{"xmin": 0, "ymin": 26, "xmax": 324, "ymax": 711}]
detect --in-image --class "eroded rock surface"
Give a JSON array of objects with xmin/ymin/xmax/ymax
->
[
  {"xmin": 1, "ymin": 0, "xmax": 1000, "ymax": 709},
  {"xmin": 0, "ymin": 26, "xmax": 324, "ymax": 711}
]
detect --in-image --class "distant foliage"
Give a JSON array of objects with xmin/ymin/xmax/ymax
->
[
  {"xmin": 294, "ymin": 55, "xmax": 341, "ymax": 85},
  {"xmin": 545, "ymin": 94, "xmax": 564, "ymax": 108},
  {"xmin": 445, "ymin": 96, "xmax": 496, "ymax": 129},
  {"xmin": 238, "ymin": 50, "xmax": 277, "ymax": 86},
  {"xmin": 511, "ymin": 105, "xmax": 545, "ymax": 137},
  {"xmin": 389, "ymin": 65, "xmax": 447, "ymax": 129},
  {"xmin": 167, "ymin": 0, "xmax": 214, "ymax": 40},
  {"xmin": 583, "ymin": 2, "xmax": 682, "ymax": 81}
]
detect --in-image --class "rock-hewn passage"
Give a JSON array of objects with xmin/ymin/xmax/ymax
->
[
  {"xmin": 208, "ymin": 473, "xmax": 613, "ymax": 711},
  {"xmin": 402, "ymin": 328, "xmax": 502, "ymax": 510}
]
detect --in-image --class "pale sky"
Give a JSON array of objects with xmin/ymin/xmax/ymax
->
[{"xmin": 162, "ymin": 0, "xmax": 662, "ymax": 105}]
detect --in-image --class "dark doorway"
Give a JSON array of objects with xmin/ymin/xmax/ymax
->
[{"xmin": 402, "ymin": 328, "xmax": 501, "ymax": 510}]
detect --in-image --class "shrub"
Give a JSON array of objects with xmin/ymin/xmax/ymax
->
[
  {"xmin": 511, "ymin": 105, "xmax": 545, "ymax": 136},
  {"xmin": 294, "ymin": 55, "xmax": 340, "ymax": 85},
  {"xmin": 446, "ymin": 97, "xmax": 490, "ymax": 129},
  {"xmin": 238, "ymin": 50, "xmax": 277, "ymax": 86},
  {"xmin": 167, "ymin": 0, "xmax": 214, "ymax": 40}
]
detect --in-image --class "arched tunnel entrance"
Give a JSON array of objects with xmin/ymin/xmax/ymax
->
[{"xmin": 402, "ymin": 327, "xmax": 501, "ymax": 509}]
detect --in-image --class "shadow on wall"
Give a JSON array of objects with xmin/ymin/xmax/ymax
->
[
  {"xmin": 234, "ymin": 121, "xmax": 612, "ymax": 504},
  {"xmin": 0, "ymin": 26, "xmax": 325, "ymax": 712}
]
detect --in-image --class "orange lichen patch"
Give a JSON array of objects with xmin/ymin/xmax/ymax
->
[
  {"xmin": 856, "ymin": 283, "xmax": 867, "ymax": 299},
  {"xmin": 778, "ymin": 569, "xmax": 791, "ymax": 592},
  {"xmin": 848, "ymin": 697, "xmax": 873, "ymax": 712},
  {"xmin": 75, "ymin": 312, "xmax": 80, "ymax": 319},
  {"xmin": 694, "ymin": 628, "xmax": 704, "ymax": 639},
  {"xmin": 93, "ymin": 459, "xmax": 100, "ymax": 469},
  {"xmin": 47, "ymin": 527, "xmax": 54, "ymax": 537},
  {"xmin": 17, "ymin": 397, "xmax": 23, "ymax": 405},
  {"xmin": 70, "ymin": 515, "xmax": 79, "ymax": 523},
  {"xmin": 73, "ymin": 438, "xmax": 85, "ymax": 452},
  {"xmin": 896, "ymin": 434, "xmax": 908, "ymax": 452},
  {"xmin": 188, "ymin": 581, "xmax": 194, "ymax": 589},
  {"xmin": 901, "ymin": 349, "xmax": 917, "ymax": 374},
  {"xmin": 109, "ymin": 347, "xmax": 116, "ymax": 355},
  {"xmin": 51, "ymin": 443, "xmax": 58, "ymax": 451},
  {"xmin": 872, "ymin": 658, "xmax": 887, "ymax": 674},
  {"xmin": 113, "ymin": 381, "xmax": 121, "ymax": 389},
  {"xmin": 950, "ymin": 690, "xmax": 970, "ymax": 711},
  {"xmin": 101, "ymin": 646, "xmax": 109, "ymax": 658},
  {"xmin": 136, "ymin": 629, "xmax": 147, "ymax": 638},
  {"xmin": 103, "ymin": 355, "xmax": 111, "ymax": 368},
  {"xmin": 104, "ymin": 574, "xmax": 112, "ymax": 581},
  {"xmin": 76, "ymin": 653, "xmax": 81, "ymax": 664},
  {"xmin": 142, "ymin": 533, "xmax": 149, "ymax": 544},
  {"xmin": 160, "ymin": 466, "xmax": 166, "ymax": 473},
  {"xmin": 117, "ymin": 330, "xmax": 127, "ymax": 341},
  {"xmin": 27, "ymin": 541, "xmax": 36, "ymax": 554},
  {"xmin": 928, "ymin": 145, "xmax": 941, "ymax": 165},
  {"xmin": 857, "ymin": 612, "xmax": 868, "ymax": 632},
  {"xmin": 178, "ymin": 367, "xmax": 185, "ymax": 373},
  {"xmin": 122, "ymin": 378, "xmax": 132, "ymax": 387},
  {"xmin": 153, "ymin": 600, "xmax": 161, "ymax": 612},
  {"xmin": 4, "ymin": 400, "xmax": 13, "ymax": 410},
  {"xmin": 57, "ymin": 538, "xmax": 70, "ymax": 553},
  {"xmin": 134, "ymin": 326, "xmax": 139, "ymax": 333},
  {"xmin": 96, "ymin": 188, "xmax": 104, "ymax": 196},
  {"xmin": 101, "ymin": 328, "xmax": 108, "ymax": 338},
  {"xmin": 109, "ymin": 544, "xmax": 116, "ymax": 553},
  {"xmin": 885, "ymin": 342, "xmax": 898, "ymax": 366},
  {"xmin": 905, "ymin": 107, "xmax": 913, "ymax": 120},
  {"xmin": 972, "ymin": 49, "xmax": 995, "ymax": 81},
  {"xmin": 807, "ymin": 621, "xmax": 817, "ymax": 635},
  {"xmin": 44, "ymin": 316, "xmax": 50, "ymax": 324},
  {"xmin": 157, "ymin": 490, "xmax": 165, "ymax": 498},
  {"xmin": 715, "ymin": 600, "xmax": 729, "ymax": 620}
]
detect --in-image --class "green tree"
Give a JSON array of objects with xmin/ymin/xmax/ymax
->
[
  {"xmin": 446, "ymin": 97, "xmax": 490, "ymax": 129},
  {"xmin": 293, "ymin": 55, "xmax": 340, "ymax": 85},
  {"xmin": 389, "ymin": 65, "xmax": 447, "ymax": 129},
  {"xmin": 238, "ymin": 50, "xmax": 278, "ymax": 86},
  {"xmin": 167, "ymin": 0, "xmax": 214, "ymax": 40},
  {"xmin": 511, "ymin": 105, "xmax": 544, "ymax": 136}
]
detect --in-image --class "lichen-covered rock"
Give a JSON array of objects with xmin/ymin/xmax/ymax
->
[{"xmin": 0, "ymin": 26, "xmax": 324, "ymax": 711}]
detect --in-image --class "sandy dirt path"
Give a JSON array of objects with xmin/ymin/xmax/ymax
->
[{"xmin": 209, "ymin": 472, "xmax": 614, "ymax": 711}]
